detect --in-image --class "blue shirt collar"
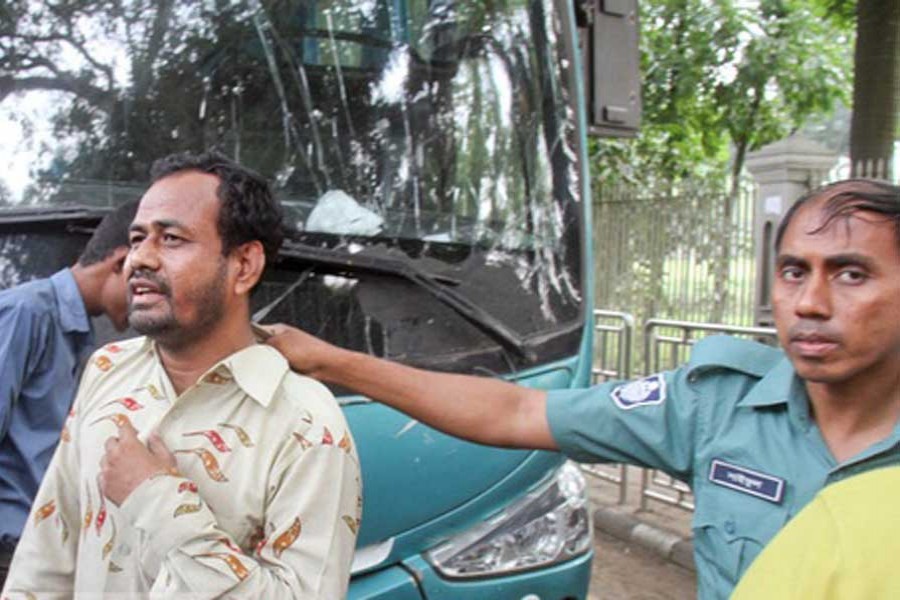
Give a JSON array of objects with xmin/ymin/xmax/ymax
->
[{"xmin": 49, "ymin": 268, "xmax": 92, "ymax": 335}]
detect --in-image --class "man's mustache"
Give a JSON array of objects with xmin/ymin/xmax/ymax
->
[
  {"xmin": 128, "ymin": 269, "xmax": 171, "ymax": 296},
  {"xmin": 787, "ymin": 323, "xmax": 841, "ymax": 344}
]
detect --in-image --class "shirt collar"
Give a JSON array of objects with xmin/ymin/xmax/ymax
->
[
  {"xmin": 736, "ymin": 356, "xmax": 805, "ymax": 409},
  {"xmin": 143, "ymin": 335, "xmax": 289, "ymax": 408},
  {"xmin": 49, "ymin": 268, "xmax": 92, "ymax": 334},
  {"xmin": 216, "ymin": 344, "xmax": 288, "ymax": 407},
  {"xmin": 736, "ymin": 355, "xmax": 813, "ymax": 428}
]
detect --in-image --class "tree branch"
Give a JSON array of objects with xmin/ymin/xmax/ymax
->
[{"xmin": 0, "ymin": 74, "xmax": 113, "ymax": 108}]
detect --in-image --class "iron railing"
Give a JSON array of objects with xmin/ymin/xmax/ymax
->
[
  {"xmin": 581, "ymin": 310, "xmax": 635, "ymax": 504},
  {"xmin": 639, "ymin": 318, "xmax": 777, "ymax": 512},
  {"xmin": 584, "ymin": 312, "xmax": 779, "ymax": 513}
]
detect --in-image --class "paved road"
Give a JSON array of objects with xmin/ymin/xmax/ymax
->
[
  {"xmin": 587, "ymin": 529, "xmax": 697, "ymax": 600},
  {"xmin": 583, "ymin": 465, "xmax": 697, "ymax": 600}
]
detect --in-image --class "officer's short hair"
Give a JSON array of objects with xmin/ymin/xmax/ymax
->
[
  {"xmin": 775, "ymin": 178, "xmax": 900, "ymax": 251},
  {"xmin": 77, "ymin": 200, "xmax": 140, "ymax": 267}
]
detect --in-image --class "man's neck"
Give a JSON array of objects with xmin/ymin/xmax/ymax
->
[
  {"xmin": 69, "ymin": 262, "xmax": 102, "ymax": 316},
  {"xmin": 807, "ymin": 367, "xmax": 900, "ymax": 463},
  {"xmin": 156, "ymin": 320, "xmax": 256, "ymax": 396}
]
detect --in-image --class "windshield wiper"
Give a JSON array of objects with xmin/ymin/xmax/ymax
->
[{"xmin": 270, "ymin": 241, "xmax": 535, "ymax": 361}]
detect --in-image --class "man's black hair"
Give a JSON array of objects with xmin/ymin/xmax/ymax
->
[
  {"xmin": 775, "ymin": 178, "xmax": 900, "ymax": 251},
  {"xmin": 77, "ymin": 200, "xmax": 140, "ymax": 266},
  {"xmin": 149, "ymin": 151, "xmax": 285, "ymax": 265}
]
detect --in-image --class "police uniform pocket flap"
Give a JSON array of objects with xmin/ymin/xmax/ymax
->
[
  {"xmin": 695, "ymin": 460, "xmax": 790, "ymax": 544},
  {"xmin": 694, "ymin": 506, "xmax": 787, "ymax": 544},
  {"xmin": 693, "ymin": 469, "xmax": 788, "ymax": 581},
  {"xmin": 694, "ymin": 501, "xmax": 789, "ymax": 585}
]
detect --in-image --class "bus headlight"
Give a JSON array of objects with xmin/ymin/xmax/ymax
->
[{"xmin": 426, "ymin": 462, "xmax": 592, "ymax": 578}]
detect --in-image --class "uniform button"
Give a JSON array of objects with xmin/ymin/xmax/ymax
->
[{"xmin": 724, "ymin": 519, "xmax": 736, "ymax": 535}]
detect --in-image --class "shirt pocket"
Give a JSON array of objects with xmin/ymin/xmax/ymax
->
[{"xmin": 693, "ymin": 497, "xmax": 789, "ymax": 584}]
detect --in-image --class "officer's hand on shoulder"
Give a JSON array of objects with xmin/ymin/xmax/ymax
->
[{"xmin": 262, "ymin": 323, "xmax": 344, "ymax": 379}]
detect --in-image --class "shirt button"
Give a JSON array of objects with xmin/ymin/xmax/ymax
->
[{"xmin": 724, "ymin": 519, "xmax": 736, "ymax": 535}]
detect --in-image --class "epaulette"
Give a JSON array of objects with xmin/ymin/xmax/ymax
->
[{"xmin": 686, "ymin": 334, "xmax": 782, "ymax": 379}]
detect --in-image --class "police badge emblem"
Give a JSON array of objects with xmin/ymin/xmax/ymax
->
[{"xmin": 610, "ymin": 374, "xmax": 667, "ymax": 410}]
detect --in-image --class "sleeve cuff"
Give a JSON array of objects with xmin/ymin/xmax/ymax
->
[{"xmin": 546, "ymin": 389, "xmax": 593, "ymax": 462}]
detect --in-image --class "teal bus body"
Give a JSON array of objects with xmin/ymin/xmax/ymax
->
[{"xmin": 0, "ymin": 0, "xmax": 603, "ymax": 596}]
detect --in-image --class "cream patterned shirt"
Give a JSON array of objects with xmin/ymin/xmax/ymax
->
[{"xmin": 2, "ymin": 336, "xmax": 361, "ymax": 599}]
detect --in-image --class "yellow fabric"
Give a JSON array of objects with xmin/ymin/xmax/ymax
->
[
  {"xmin": 731, "ymin": 466, "xmax": 900, "ymax": 600},
  {"xmin": 2, "ymin": 336, "xmax": 361, "ymax": 599}
]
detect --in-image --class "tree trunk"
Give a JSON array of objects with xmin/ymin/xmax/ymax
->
[{"xmin": 850, "ymin": 0, "xmax": 900, "ymax": 180}]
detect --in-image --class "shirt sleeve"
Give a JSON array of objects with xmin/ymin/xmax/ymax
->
[
  {"xmin": 546, "ymin": 368, "xmax": 698, "ymax": 481},
  {"xmin": 0, "ymin": 302, "xmax": 44, "ymax": 441},
  {"xmin": 0, "ymin": 361, "xmax": 95, "ymax": 599},
  {"xmin": 119, "ymin": 437, "xmax": 361, "ymax": 599}
]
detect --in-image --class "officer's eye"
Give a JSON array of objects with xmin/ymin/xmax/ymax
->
[
  {"xmin": 836, "ymin": 268, "xmax": 868, "ymax": 285},
  {"xmin": 128, "ymin": 233, "xmax": 145, "ymax": 247},
  {"xmin": 162, "ymin": 233, "xmax": 183, "ymax": 244},
  {"xmin": 779, "ymin": 266, "xmax": 805, "ymax": 282}
]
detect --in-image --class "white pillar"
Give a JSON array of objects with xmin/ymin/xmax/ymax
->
[{"xmin": 745, "ymin": 135, "xmax": 838, "ymax": 327}]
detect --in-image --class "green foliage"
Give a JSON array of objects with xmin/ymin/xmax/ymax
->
[
  {"xmin": 592, "ymin": 0, "xmax": 853, "ymax": 188},
  {"xmin": 810, "ymin": 0, "xmax": 857, "ymax": 28}
]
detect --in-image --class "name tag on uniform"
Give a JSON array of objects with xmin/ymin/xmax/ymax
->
[{"xmin": 708, "ymin": 459, "xmax": 785, "ymax": 504}]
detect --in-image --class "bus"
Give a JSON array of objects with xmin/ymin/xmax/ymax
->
[{"xmin": 0, "ymin": 0, "xmax": 639, "ymax": 597}]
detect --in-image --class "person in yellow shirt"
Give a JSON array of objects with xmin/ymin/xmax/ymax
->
[
  {"xmin": 1, "ymin": 151, "xmax": 361, "ymax": 599},
  {"xmin": 731, "ymin": 466, "xmax": 900, "ymax": 599}
]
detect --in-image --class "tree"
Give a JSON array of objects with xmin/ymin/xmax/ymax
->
[
  {"xmin": 816, "ymin": 0, "xmax": 899, "ymax": 180},
  {"xmin": 593, "ymin": 0, "xmax": 851, "ymax": 186},
  {"xmin": 849, "ymin": 0, "xmax": 899, "ymax": 179},
  {"xmin": 591, "ymin": 0, "xmax": 852, "ymax": 322},
  {"xmin": 0, "ymin": 180, "xmax": 11, "ymax": 206}
]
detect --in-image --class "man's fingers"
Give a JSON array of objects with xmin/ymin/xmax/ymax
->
[
  {"xmin": 263, "ymin": 323, "xmax": 294, "ymax": 349},
  {"xmin": 263, "ymin": 323, "xmax": 288, "ymax": 336},
  {"xmin": 104, "ymin": 435, "xmax": 119, "ymax": 454},
  {"xmin": 116, "ymin": 419, "xmax": 139, "ymax": 439},
  {"xmin": 148, "ymin": 432, "xmax": 177, "ymax": 467}
]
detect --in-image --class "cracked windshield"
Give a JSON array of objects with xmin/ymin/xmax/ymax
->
[{"xmin": 1, "ymin": 0, "xmax": 583, "ymax": 372}]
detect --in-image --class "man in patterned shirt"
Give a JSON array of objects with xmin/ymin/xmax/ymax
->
[{"xmin": 2, "ymin": 152, "xmax": 361, "ymax": 599}]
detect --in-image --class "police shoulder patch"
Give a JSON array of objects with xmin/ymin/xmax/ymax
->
[{"xmin": 610, "ymin": 374, "xmax": 667, "ymax": 410}]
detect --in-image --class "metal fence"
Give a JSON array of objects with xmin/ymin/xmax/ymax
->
[
  {"xmin": 592, "ymin": 178, "xmax": 758, "ymax": 331},
  {"xmin": 583, "ymin": 310, "xmax": 636, "ymax": 504},
  {"xmin": 582, "ymin": 311, "xmax": 778, "ymax": 515}
]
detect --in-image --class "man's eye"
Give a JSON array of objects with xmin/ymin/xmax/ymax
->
[
  {"xmin": 779, "ymin": 267, "xmax": 804, "ymax": 282},
  {"xmin": 129, "ymin": 235, "xmax": 144, "ymax": 246},
  {"xmin": 162, "ymin": 233, "xmax": 182, "ymax": 243},
  {"xmin": 836, "ymin": 269, "xmax": 868, "ymax": 284}
]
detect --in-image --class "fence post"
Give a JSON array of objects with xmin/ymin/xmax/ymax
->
[{"xmin": 745, "ymin": 135, "xmax": 837, "ymax": 328}]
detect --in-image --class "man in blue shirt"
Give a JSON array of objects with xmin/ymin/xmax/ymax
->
[
  {"xmin": 264, "ymin": 178, "xmax": 900, "ymax": 599},
  {"xmin": 0, "ymin": 201, "xmax": 137, "ymax": 588}
]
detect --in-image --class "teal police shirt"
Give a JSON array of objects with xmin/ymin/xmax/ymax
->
[{"xmin": 546, "ymin": 335, "xmax": 900, "ymax": 600}]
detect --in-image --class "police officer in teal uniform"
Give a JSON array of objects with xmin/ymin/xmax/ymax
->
[{"xmin": 264, "ymin": 178, "xmax": 900, "ymax": 599}]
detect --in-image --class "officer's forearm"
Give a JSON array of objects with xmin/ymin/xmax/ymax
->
[{"xmin": 319, "ymin": 348, "xmax": 556, "ymax": 450}]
